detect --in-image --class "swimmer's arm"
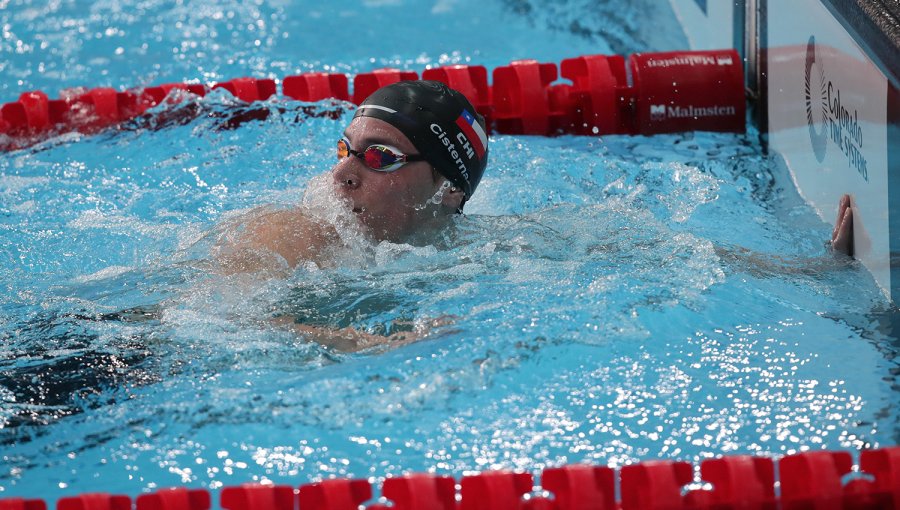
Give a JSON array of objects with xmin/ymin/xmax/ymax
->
[
  {"xmin": 275, "ymin": 321, "xmax": 418, "ymax": 353},
  {"xmin": 713, "ymin": 244, "xmax": 851, "ymax": 277},
  {"xmin": 714, "ymin": 195, "xmax": 856, "ymax": 276},
  {"xmin": 213, "ymin": 209, "xmax": 338, "ymax": 275},
  {"xmin": 270, "ymin": 316, "xmax": 454, "ymax": 353}
]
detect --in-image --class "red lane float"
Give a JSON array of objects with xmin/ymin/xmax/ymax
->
[
  {"xmin": 0, "ymin": 500, "xmax": 46, "ymax": 510},
  {"xmin": 1, "ymin": 91, "xmax": 51, "ymax": 135},
  {"xmin": 458, "ymin": 471, "xmax": 533, "ymax": 510},
  {"xmin": 630, "ymin": 49, "xmax": 745, "ymax": 135},
  {"xmin": 620, "ymin": 460, "xmax": 693, "ymax": 510},
  {"xmin": 135, "ymin": 488, "xmax": 210, "ymax": 510},
  {"xmin": 697, "ymin": 455, "xmax": 775, "ymax": 509},
  {"xmin": 1, "ymin": 48, "xmax": 747, "ymax": 151},
  {"xmin": 560, "ymin": 54, "xmax": 633, "ymax": 135},
  {"xmin": 539, "ymin": 465, "xmax": 616, "ymax": 510},
  {"xmin": 492, "ymin": 59, "xmax": 565, "ymax": 136},
  {"xmin": 861, "ymin": 447, "xmax": 900, "ymax": 508},
  {"xmin": 297, "ymin": 479, "xmax": 372, "ymax": 510},
  {"xmin": 141, "ymin": 83, "xmax": 208, "ymax": 107},
  {"xmin": 220, "ymin": 485, "xmax": 294, "ymax": 510},
  {"xmin": 373, "ymin": 473, "xmax": 456, "ymax": 510},
  {"xmin": 352, "ymin": 69, "xmax": 419, "ymax": 105},
  {"xmin": 214, "ymin": 78, "xmax": 276, "ymax": 103},
  {"xmin": 0, "ymin": 82, "xmax": 208, "ymax": 147},
  {"xmin": 780, "ymin": 451, "xmax": 853, "ymax": 510},
  {"xmin": 283, "ymin": 73, "xmax": 349, "ymax": 102},
  {"xmin": 72, "ymin": 87, "xmax": 121, "ymax": 131},
  {"xmin": 2, "ymin": 447, "xmax": 900, "ymax": 510},
  {"xmin": 57, "ymin": 495, "xmax": 130, "ymax": 510}
]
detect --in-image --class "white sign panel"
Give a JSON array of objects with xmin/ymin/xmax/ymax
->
[
  {"xmin": 767, "ymin": 0, "xmax": 890, "ymax": 298},
  {"xmin": 668, "ymin": 0, "xmax": 735, "ymax": 50}
]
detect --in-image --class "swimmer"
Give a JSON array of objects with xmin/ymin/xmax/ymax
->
[
  {"xmin": 216, "ymin": 80, "xmax": 488, "ymax": 274},
  {"xmin": 215, "ymin": 80, "xmax": 489, "ymax": 350}
]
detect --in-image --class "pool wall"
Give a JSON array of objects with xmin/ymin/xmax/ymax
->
[{"xmin": 669, "ymin": 0, "xmax": 900, "ymax": 303}]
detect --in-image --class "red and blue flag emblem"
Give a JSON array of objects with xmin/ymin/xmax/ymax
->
[{"xmin": 455, "ymin": 109, "xmax": 487, "ymax": 159}]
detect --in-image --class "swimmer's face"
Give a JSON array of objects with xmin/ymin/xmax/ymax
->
[{"xmin": 332, "ymin": 117, "xmax": 463, "ymax": 242}]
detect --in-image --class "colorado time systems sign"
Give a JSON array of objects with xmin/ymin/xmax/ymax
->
[
  {"xmin": 804, "ymin": 36, "xmax": 868, "ymax": 181},
  {"xmin": 767, "ymin": 0, "xmax": 890, "ymax": 299}
]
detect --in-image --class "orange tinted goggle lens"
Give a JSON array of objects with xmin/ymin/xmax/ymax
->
[{"xmin": 337, "ymin": 139, "xmax": 350, "ymax": 159}]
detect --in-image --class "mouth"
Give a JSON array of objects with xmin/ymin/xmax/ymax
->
[{"xmin": 352, "ymin": 206, "xmax": 364, "ymax": 214}]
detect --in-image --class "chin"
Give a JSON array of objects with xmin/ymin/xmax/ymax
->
[
  {"xmin": 354, "ymin": 213, "xmax": 390, "ymax": 241},
  {"xmin": 373, "ymin": 222, "xmax": 411, "ymax": 243},
  {"xmin": 356, "ymin": 207, "xmax": 419, "ymax": 242}
]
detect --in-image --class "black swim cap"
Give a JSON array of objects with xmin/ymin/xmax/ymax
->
[{"xmin": 353, "ymin": 80, "xmax": 489, "ymax": 198}]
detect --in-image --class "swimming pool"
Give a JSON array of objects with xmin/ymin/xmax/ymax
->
[{"xmin": 1, "ymin": 0, "xmax": 898, "ymax": 497}]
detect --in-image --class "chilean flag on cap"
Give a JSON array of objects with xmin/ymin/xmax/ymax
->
[{"xmin": 455, "ymin": 109, "xmax": 487, "ymax": 159}]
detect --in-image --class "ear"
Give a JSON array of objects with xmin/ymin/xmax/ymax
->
[{"xmin": 441, "ymin": 185, "xmax": 465, "ymax": 211}]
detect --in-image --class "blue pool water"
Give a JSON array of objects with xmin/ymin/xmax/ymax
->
[{"xmin": 1, "ymin": 0, "xmax": 898, "ymax": 497}]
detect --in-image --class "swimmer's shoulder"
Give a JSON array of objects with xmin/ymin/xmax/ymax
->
[
  {"xmin": 248, "ymin": 207, "xmax": 337, "ymax": 241},
  {"xmin": 218, "ymin": 206, "xmax": 339, "ymax": 272},
  {"xmin": 244, "ymin": 207, "xmax": 341, "ymax": 265}
]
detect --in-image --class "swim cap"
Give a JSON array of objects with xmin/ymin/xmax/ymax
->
[{"xmin": 353, "ymin": 80, "xmax": 489, "ymax": 198}]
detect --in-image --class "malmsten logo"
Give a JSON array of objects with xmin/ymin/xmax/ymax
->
[
  {"xmin": 645, "ymin": 54, "xmax": 734, "ymax": 68},
  {"xmin": 650, "ymin": 104, "xmax": 736, "ymax": 121}
]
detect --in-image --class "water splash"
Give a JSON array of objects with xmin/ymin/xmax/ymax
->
[{"xmin": 415, "ymin": 180, "xmax": 453, "ymax": 212}]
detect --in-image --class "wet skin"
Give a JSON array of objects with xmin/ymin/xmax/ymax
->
[
  {"xmin": 333, "ymin": 117, "xmax": 465, "ymax": 242},
  {"xmin": 216, "ymin": 117, "xmax": 466, "ymax": 275}
]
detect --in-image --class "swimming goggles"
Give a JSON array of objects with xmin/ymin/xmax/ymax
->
[{"xmin": 337, "ymin": 137, "xmax": 426, "ymax": 172}]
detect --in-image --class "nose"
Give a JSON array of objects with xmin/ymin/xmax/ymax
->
[{"xmin": 332, "ymin": 157, "xmax": 361, "ymax": 190}]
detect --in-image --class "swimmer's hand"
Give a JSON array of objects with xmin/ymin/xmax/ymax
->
[
  {"xmin": 831, "ymin": 194, "xmax": 854, "ymax": 257},
  {"xmin": 715, "ymin": 193, "xmax": 857, "ymax": 276},
  {"xmin": 271, "ymin": 315, "xmax": 456, "ymax": 353}
]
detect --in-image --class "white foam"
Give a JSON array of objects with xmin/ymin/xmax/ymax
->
[
  {"xmin": 66, "ymin": 209, "xmax": 178, "ymax": 237},
  {"xmin": 74, "ymin": 265, "xmax": 135, "ymax": 282},
  {"xmin": 373, "ymin": 241, "xmax": 438, "ymax": 267},
  {"xmin": 299, "ymin": 173, "xmax": 377, "ymax": 266},
  {"xmin": 10, "ymin": 200, "xmax": 36, "ymax": 213},
  {"xmin": 0, "ymin": 175, "xmax": 50, "ymax": 195}
]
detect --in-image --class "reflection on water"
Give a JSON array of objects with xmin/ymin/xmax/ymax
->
[{"xmin": 0, "ymin": 310, "xmax": 156, "ymax": 434}]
